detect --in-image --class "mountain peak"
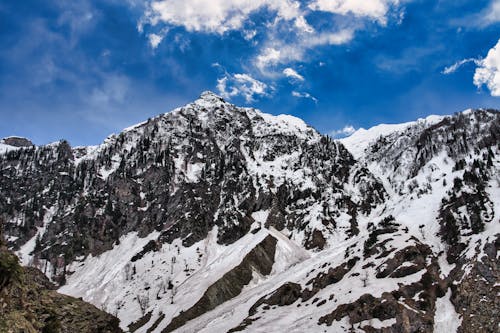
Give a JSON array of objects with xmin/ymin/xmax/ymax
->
[
  {"xmin": 0, "ymin": 136, "xmax": 34, "ymax": 154},
  {"xmin": 1, "ymin": 136, "xmax": 34, "ymax": 147},
  {"xmin": 195, "ymin": 91, "xmax": 227, "ymax": 107}
]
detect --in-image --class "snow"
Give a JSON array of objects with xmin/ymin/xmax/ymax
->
[
  {"xmin": 269, "ymin": 227, "xmax": 310, "ymax": 274},
  {"xmin": 59, "ymin": 227, "xmax": 279, "ymax": 330},
  {"xmin": 4, "ymin": 94, "xmax": 496, "ymax": 333},
  {"xmin": 185, "ymin": 162, "xmax": 205, "ymax": 183},
  {"xmin": 58, "ymin": 222, "xmax": 321, "ymax": 332},
  {"xmin": 140, "ymin": 209, "xmax": 433, "ymax": 333},
  {"xmin": 340, "ymin": 114, "xmax": 444, "ymax": 160},
  {"xmin": 123, "ymin": 120, "xmax": 148, "ymax": 132},
  {"xmin": 257, "ymin": 111, "xmax": 313, "ymax": 136},
  {"xmin": 0, "ymin": 143, "xmax": 20, "ymax": 154},
  {"xmin": 59, "ymin": 231, "xmax": 161, "ymax": 328},
  {"xmin": 433, "ymin": 290, "xmax": 462, "ymax": 333},
  {"xmin": 98, "ymin": 156, "xmax": 122, "ymax": 179},
  {"xmin": 164, "ymin": 236, "xmax": 358, "ymax": 333},
  {"xmin": 193, "ymin": 91, "xmax": 228, "ymax": 109},
  {"xmin": 358, "ymin": 317, "xmax": 397, "ymax": 329},
  {"xmin": 17, "ymin": 205, "xmax": 57, "ymax": 266}
]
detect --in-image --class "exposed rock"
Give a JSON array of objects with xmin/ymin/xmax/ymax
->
[
  {"xmin": 375, "ymin": 244, "xmax": 432, "ymax": 279},
  {"xmin": 1, "ymin": 137, "xmax": 34, "ymax": 147},
  {"xmin": 162, "ymin": 235, "xmax": 277, "ymax": 333},
  {"xmin": 451, "ymin": 237, "xmax": 499, "ymax": 333},
  {"xmin": 131, "ymin": 240, "xmax": 160, "ymax": 262},
  {"xmin": 318, "ymin": 254, "xmax": 448, "ymax": 333},
  {"xmin": 250, "ymin": 282, "xmax": 302, "ymax": 315},
  {"xmin": 0, "ymin": 248, "xmax": 122, "ymax": 333},
  {"xmin": 305, "ymin": 229, "xmax": 326, "ymax": 250},
  {"xmin": 302, "ymin": 257, "xmax": 359, "ymax": 301}
]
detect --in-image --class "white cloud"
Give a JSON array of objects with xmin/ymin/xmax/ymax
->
[
  {"xmin": 309, "ymin": 0, "xmax": 399, "ymax": 24},
  {"xmin": 294, "ymin": 15, "xmax": 315, "ymax": 33},
  {"xmin": 139, "ymin": 0, "xmax": 406, "ymax": 86},
  {"xmin": 144, "ymin": 0, "xmax": 306, "ymax": 34},
  {"xmin": 292, "ymin": 91, "xmax": 318, "ymax": 103},
  {"xmin": 442, "ymin": 58, "xmax": 481, "ymax": 75},
  {"xmin": 330, "ymin": 125, "xmax": 356, "ymax": 137},
  {"xmin": 470, "ymin": 0, "xmax": 500, "ymax": 27},
  {"xmin": 305, "ymin": 29, "xmax": 355, "ymax": 47},
  {"xmin": 217, "ymin": 73, "xmax": 270, "ymax": 102},
  {"xmin": 148, "ymin": 33, "xmax": 163, "ymax": 49},
  {"xmin": 254, "ymin": 29, "xmax": 353, "ymax": 73},
  {"xmin": 484, "ymin": 0, "xmax": 500, "ymax": 25},
  {"xmin": 243, "ymin": 29, "xmax": 257, "ymax": 41},
  {"xmin": 473, "ymin": 38, "xmax": 500, "ymax": 96},
  {"xmin": 256, "ymin": 48, "xmax": 281, "ymax": 72},
  {"xmin": 283, "ymin": 68, "xmax": 304, "ymax": 81},
  {"xmin": 455, "ymin": 0, "xmax": 500, "ymax": 29}
]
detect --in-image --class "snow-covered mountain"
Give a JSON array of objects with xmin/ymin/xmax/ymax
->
[{"xmin": 1, "ymin": 93, "xmax": 498, "ymax": 333}]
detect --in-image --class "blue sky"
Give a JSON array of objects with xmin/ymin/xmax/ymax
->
[{"xmin": 0, "ymin": 0, "xmax": 499, "ymax": 146}]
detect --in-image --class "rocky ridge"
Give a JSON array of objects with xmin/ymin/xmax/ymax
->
[{"xmin": 0, "ymin": 93, "xmax": 498, "ymax": 332}]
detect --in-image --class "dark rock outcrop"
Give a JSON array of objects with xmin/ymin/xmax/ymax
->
[
  {"xmin": 162, "ymin": 234, "xmax": 277, "ymax": 333},
  {"xmin": 1, "ymin": 137, "xmax": 34, "ymax": 147},
  {"xmin": 0, "ymin": 247, "xmax": 122, "ymax": 333}
]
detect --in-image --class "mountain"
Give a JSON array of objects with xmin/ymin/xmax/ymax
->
[{"xmin": 0, "ymin": 92, "xmax": 498, "ymax": 333}]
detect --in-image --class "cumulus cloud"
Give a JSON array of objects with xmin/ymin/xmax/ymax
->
[
  {"xmin": 143, "ymin": 0, "xmax": 306, "ymax": 34},
  {"xmin": 139, "ymin": 0, "xmax": 407, "ymax": 101},
  {"xmin": 309, "ymin": 0, "xmax": 400, "ymax": 24},
  {"xmin": 473, "ymin": 38, "xmax": 500, "ymax": 96},
  {"xmin": 141, "ymin": 0, "xmax": 400, "ymax": 70},
  {"xmin": 217, "ymin": 73, "xmax": 270, "ymax": 102},
  {"xmin": 292, "ymin": 91, "xmax": 318, "ymax": 103},
  {"xmin": 283, "ymin": 68, "xmax": 304, "ymax": 81},
  {"xmin": 330, "ymin": 125, "xmax": 356, "ymax": 137}
]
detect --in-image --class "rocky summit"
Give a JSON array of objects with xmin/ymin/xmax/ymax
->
[{"xmin": 0, "ymin": 93, "xmax": 498, "ymax": 333}]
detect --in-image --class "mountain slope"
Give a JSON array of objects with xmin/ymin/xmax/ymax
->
[
  {"xmin": 0, "ymin": 245, "xmax": 122, "ymax": 333},
  {"xmin": 1, "ymin": 94, "xmax": 498, "ymax": 333}
]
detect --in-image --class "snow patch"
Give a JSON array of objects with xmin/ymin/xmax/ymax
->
[{"xmin": 433, "ymin": 290, "xmax": 462, "ymax": 333}]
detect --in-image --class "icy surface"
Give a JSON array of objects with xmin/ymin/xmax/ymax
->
[{"xmin": 433, "ymin": 290, "xmax": 462, "ymax": 333}]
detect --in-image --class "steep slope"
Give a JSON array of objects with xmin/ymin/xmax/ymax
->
[
  {"xmin": 1, "ymin": 95, "xmax": 498, "ymax": 333},
  {"xmin": 0, "ymin": 245, "xmax": 122, "ymax": 333},
  {"xmin": 337, "ymin": 109, "xmax": 500, "ymax": 332}
]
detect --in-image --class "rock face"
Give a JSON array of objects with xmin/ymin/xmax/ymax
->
[
  {"xmin": 0, "ymin": 247, "xmax": 122, "ymax": 333},
  {"xmin": 1, "ymin": 136, "xmax": 34, "ymax": 147},
  {"xmin": 0, "ymin": 94, "xmax": 499, "ymax": 333}
]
